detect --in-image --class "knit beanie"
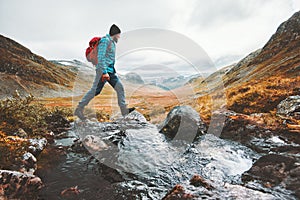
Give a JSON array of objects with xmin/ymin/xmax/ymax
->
[{"xmin": 109, "ymin": 24, "xmax": 121, "ymax": 36}]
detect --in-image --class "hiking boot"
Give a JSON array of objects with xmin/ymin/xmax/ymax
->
[
  {"xmin": 121, "ymin": 107, "xmax": 135, "ymax": 117},
  {"xmin": 74, "ymin": 106, "xmax": 86, "ymax": 120},
  {"xmin": 128, "ymin": 107, "xmax": 135, "ymax": 114}
]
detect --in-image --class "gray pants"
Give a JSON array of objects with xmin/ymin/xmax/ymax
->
[{"xmin": 78, "ymin": 69, "xmax": 126, "ymax": 109}]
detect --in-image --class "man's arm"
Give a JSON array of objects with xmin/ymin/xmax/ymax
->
[{"xmin": 96, "ymin": 37, "xmax": 109, "ymax": 74}]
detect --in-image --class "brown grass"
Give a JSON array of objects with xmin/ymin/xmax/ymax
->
[
  {"xmin": 226, "ymin": 76, "xmax": 300, "ymax": 114},
  {"xmin": 37, "ymin": 73, "xmax": 299, "ymax": 130},
  {"xmin": 37, "ymin": 83, "xmax": 180, "ymax": 123}
]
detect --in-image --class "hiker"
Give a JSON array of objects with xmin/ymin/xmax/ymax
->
[{"xmin": 75, "ymin": 24, "xmax": 135, "ymax": 120}]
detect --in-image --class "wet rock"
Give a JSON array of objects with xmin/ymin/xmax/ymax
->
[
  {"xmin": 270, "ymin": 145, "xmax": 300, "ymax": 154},
  {"xmin": 242, "ymin": 154, "xmax": 296, "ymax": 184},
  {"xmin": 242, "ymin": 154, "xmax": 300, "ymax": 198},
  {"xmin": 159, "ymin": 106, "xmax": 207, "ymax": 142},
  {"xmin": 0, "ymin": 169, "xmax": 43, "ymax": 199},
  {"xmin": 285, "ymin": 166, "xmax": 300, "ymax": 198},
  {"xmin": 75, "ymin": 110, "xmax": 150, "ymax": 146},
  {"xmin": 83, "ymin": 135, "xmax": 108, "ymax": 152},
  {"xmin": 105, "ymin": 130, "xmax": 127, "ymax": 145},
  {"xmin": 189, "ymin": 174, "xmax": 214, "ymax": 190},
  {"xmin": 72, "ymin": 111, "xmax": 151, "ymax": 169},
  {"xmin": 28, "ymin": 137, "xmax": 47, "ymax": 156},
  {"xmin": 20, "ymin": 152, "xmax": 37, "ymax": 174},
  {"xmin": 70, "ymin": 139, "xmax": 90, "ymax": 154},
  {"xmin": 115, "ymin": 110, "xmax": 148, "ymax": 129},
  {"xmin": 60, "ymin": 185, "xmax": 80, "ymax": 197},
  {"xmin": 277, "ymin": 95, "xmax": 300, "ymax": 118},
  {"xmin": 162, "ymin": 184, "xmax": 195, "ymax": 200}
]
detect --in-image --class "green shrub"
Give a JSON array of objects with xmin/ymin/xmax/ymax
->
[
  {"xmin": 0, "ymin": 93, "xmax": 73, "ymax": 170},
  {"xmin": 0, "ymin": 94, "xmax": 71, "ymax": 137}
]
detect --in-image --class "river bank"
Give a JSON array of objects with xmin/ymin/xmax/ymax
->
[{"xmin": 0, "ymin": 95, "xmax": 299, "ymax": 199}]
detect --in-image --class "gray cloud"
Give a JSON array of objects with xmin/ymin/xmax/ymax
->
[
  {"xmin": 0, "ymin": 0, "xmax": 299, "ymax": 69},
  {"xmin": 189, "ymin": 1, "xmax": 253, "ymax": 28}
]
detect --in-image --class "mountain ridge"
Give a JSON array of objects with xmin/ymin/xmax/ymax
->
[
  {"xmin": 183, "ymin": 10, "xmax": 300, "ymax": 119},
  {"xmin": 0, "ymin": 34, "xmax": 76, "ymax": 98}
]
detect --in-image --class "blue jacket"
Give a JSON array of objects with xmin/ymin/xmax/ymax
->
[{"xmin": 96, "ymin": 34, "xmax": 116, "ymax": 74}]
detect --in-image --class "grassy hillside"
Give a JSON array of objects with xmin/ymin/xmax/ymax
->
[
  {"xmin": 0, "ymin": 35, "xmax": 76, "ymax": 98},
  {"xmin": 178, "ymin": 11, "xmax": 300, "ymax": 123}
]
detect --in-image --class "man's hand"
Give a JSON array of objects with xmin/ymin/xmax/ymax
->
[{"xmin": 101, "ymin": 74, "xmax": 110, "ymax": 82}]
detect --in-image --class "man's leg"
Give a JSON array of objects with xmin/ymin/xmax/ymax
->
[
  {"xmin": 75, "ymin": 69, "xmax": 103, "ymax": 120},
  {"xmin": 108, "ymin": 73, "xmax": 126, "ymax": 108},
  {"xmin": 108, "ymin": 73, "xmax": 135, "ymax": 116},
  {"xmin": 95, "ymin": 77, "xmax": 106, "ymax": 96}
]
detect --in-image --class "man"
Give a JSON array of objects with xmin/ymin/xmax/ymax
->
[{"xmin": 75, "ymin": 24, "xmax": 135, "ymax": 120}]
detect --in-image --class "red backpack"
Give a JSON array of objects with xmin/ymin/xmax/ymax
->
[{"xmin": 85, "ymin": 37, "xmax": 101, "ymax": 65}]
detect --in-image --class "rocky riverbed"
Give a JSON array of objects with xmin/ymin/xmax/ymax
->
[{"xmin": 1, "ymin": 96, "xmax": 299, "ymax": 199}]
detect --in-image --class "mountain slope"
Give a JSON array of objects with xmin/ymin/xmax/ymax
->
[
  {"xmin": 225, "ymin": 11, "xmax": 300, "ymax": 114},
  {"xmin": 0, "ymin": 35, "xmax": 76, "ymax": 98},
  {"xmin": 181, "ymin": 11, "xmax": 300, "ymax": 120},
  {"xmin": 224, "ymin": 11, "xmax": 300, "ymax": 88}
]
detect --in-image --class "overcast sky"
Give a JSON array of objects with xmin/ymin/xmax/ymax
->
[{"xmin": 0, "ymin": 0, "xmax": 299, "ymax": 74}]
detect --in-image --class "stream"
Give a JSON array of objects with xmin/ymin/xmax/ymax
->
[{"xmin": 36, "ymin": 111, "xmax": 296, "ymax": 199}]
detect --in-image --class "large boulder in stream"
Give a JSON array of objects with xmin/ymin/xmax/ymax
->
[
  {"xmin": 75, "ymin": 110, "xmax": 149, "ymax": 140},
  {"xmin": 73, "ymin": 110, "xmax": 151, "ymax": 166},
  {"xmin": 159, "ymin": 106, "xmax": 207, "ymax": 142}
]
